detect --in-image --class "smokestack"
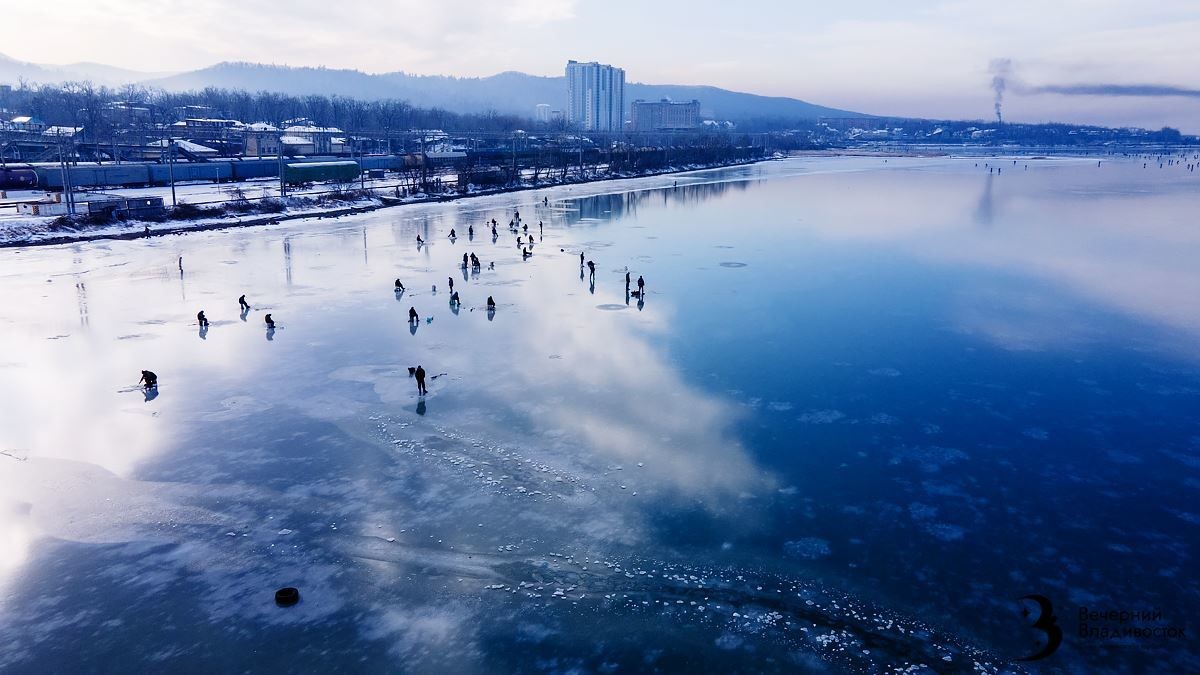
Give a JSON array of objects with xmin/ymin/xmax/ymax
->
[{"xmin": 989, "ymin": 58, "xmax": 1012, "ymax": 126}]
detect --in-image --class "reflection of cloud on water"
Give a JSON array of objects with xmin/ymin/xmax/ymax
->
[
  {"xmin": 0, "ymin": 457, "xmax": 225, "ymax": 594},
  {"xmin": 361, "ymin": 604, "xmax": 480, "ymax": 665},
  {"xmin": 507, "ymin": 281, "xmax": 774, "ymax": 500},
  {"xmin": 790, "ymin": 161, "xmax": 1200, "ymax": 356}
]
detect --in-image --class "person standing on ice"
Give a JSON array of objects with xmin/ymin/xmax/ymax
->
[
  {"xmin": 487, "ymin": 296, "xmax": 496, "ymax": 311},
  {"xmin": 408, "ymin": 307, "xmax": 419, "ymax": 323},
  {"xmin": 580, "ymin": 252, "xmax": 585, "ymax": 267},
  {"xmin": 196, "ymin": 310, "xmax": 209, "ymax": 327},
  {"xmin": 637, "ymin": 275, "xmax": 645, "ymax": 295},
  {"xmin": 395, "ymin": 279, "xmax": 405, "ymax": 292},
  {"xmin": 587, "ymin": 260, "xmax": 596, "ymax": 279},
  {"xmin": 239, "ymin": 294, "xmax": 250, "ymax": 311},
  {"xmin": 414, "ymin": 365, "xmax": 428, "ymax": 395},
  {"xmin": 264, "ymin": 314, "xmax": 275, "ymax": 329},
  {"xmin": 448, "ymin": 277, "xmax": 454, "ymax": 293}
]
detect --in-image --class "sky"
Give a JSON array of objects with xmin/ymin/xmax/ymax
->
[{"xmin": 4, "ymin": 0, "xmax": 1200, "ymax": 131}]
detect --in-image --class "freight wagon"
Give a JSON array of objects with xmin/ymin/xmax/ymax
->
[
  {"xmin": 29, "ymin": 155, "xmax": 422, "ymax": 190},
  {"xmin": 282, "ymin": 161, "xmax": 361, "ymax": 186},
  {"xmin": 0, "ymin": 164, "xmax": 38, "ymax": 190}
]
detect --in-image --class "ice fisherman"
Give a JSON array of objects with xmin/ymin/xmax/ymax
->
[
  {"xmin": 415, "ymin": 365, "xmax": 428, "ymax": 395},
  {"xmin": 139, "ymin": 370, "xmax": 158, "ymax": 389}
]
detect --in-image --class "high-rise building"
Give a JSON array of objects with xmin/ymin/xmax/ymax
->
[
  {"xmin": 630, "ymin": 99, "xmax": 702, "ymax": 131},
  {"xmin": 535, "ymin": 104, "xmax": 552, "ymax": 123},
  {"xmin": 565, "ymin": 60, "xmax": 625, "ymax": 132}
]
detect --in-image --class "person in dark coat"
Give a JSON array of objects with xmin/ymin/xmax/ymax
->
[
  {"xmin": 197, "ymin": 310, "xmax": 209, "ymax": 327},
  {"xmin": 414, "ymin": 365, "xmax": 428, "ymax": 395},
  {"xmin": 264, "ymin": 314, "xmax": 275, "ymax": 329},
  {"xmin": 139, "ymin": 370, "xmax": 158, "ymax": 389}
]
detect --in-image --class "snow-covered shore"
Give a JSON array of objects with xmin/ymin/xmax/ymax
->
[{"xmin": 0, "ymin": 159, "xmax": 765, "ymax": 248}]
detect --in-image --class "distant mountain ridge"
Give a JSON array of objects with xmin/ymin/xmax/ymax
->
[
  {"xmin": 0, "ymin": 53, "xmax": 171, "ymax": 88},
  {"xmin": 0, "ymin": 54, "xmax": 865, "ymax": 122}
]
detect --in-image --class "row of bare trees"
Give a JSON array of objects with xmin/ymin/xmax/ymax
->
[{"xmin": 0, "ymin": 80, "xmax": 531, "ymax": 148}]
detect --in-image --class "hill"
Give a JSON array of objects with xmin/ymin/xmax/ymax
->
[{"xmin": 0, "ymin": 54, "xmax": 865, "ymax": 122}]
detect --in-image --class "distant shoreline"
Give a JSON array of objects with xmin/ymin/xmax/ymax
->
[{"xmin": 0, "ymin": 158, "xmax": 768, "ymax": 250}]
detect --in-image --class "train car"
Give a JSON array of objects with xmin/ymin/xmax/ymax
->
[
  {"xmin": 458, "ymin": 166, "xmax": 508, "ymax": 187},
  {"xmin": 229, "ymin": 158, "xmax": 281, "ymax": 181},
  {"xmin": 25, "ymin": 155, "xmax": 415, "ymax": 190},
  {"xmin": 283, "ymin": 161, "xmax": 360, "ymax": 186},
  {"xmin": 0, "ymin": 164, "xmax": 39, "ymax": 190}
]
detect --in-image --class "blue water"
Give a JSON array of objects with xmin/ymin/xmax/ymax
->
[{"xmin": 1, "ymin": 156, "xmax": 1198, "ymax": 672}]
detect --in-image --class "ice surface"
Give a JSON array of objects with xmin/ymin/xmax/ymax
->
[{"xmin": 2, "ymin": 156, "xmax": 1199, "ymax": 672}]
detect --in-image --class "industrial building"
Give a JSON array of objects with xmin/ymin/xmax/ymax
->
[
  {"xmin": 243, "ymin": 123, "xmax": 281, "ymax": 157},
  {"xmin": 629, "ymin": 99, "xmax": 701, "ymax": 131}
]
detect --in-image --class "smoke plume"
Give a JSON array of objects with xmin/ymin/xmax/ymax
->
[
  {"xmin": 989, "ymin": 58, "xmax": 1012, "ymax": 123},
  {"xmin": 988, "ymin": 58, "xmax": 1200, "ymax": 120},
  {"xmin": 1026, "ymin": 83, "xmax": 1200, "ymax": 98}
]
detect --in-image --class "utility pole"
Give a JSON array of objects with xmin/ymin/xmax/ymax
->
[
  {"xmin": 167, "ymin": 139, "xmax": 177, "ymax": 207},
  {"xmin": 359, "ymin": 136, "xmax": 365, "ymax": 190},
  {"xmin": 57, "ymin": 141, "xmax": 71, "ymax": 215},
  {"xmin": 277, "ymin": 133, "xmax": 287, "ymax": 198},
  {"xmin": 419, "ymin": 134, "xmax": 427, "ymax": 192},
  {"xmin": 55, "ymin": 136, "xmax": 77, "ymax": 216}
]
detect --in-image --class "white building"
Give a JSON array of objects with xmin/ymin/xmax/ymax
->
[
  {"xmin": 535, "ymin": 103, "xmax": 551, "ymax": 123},
  {"xmin": 565, "ymin": 60, "xmax": 625, "ymax": 132}
]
